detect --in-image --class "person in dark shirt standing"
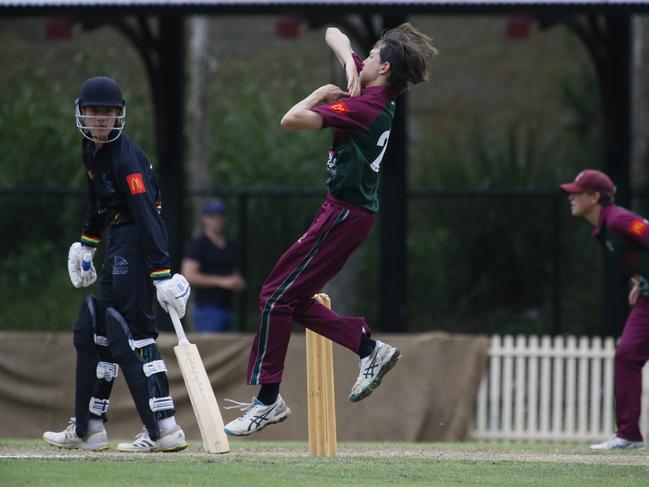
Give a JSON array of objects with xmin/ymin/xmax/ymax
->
[
  {"xmin": 561, "ymin": 169, "xmax": 649, "ymax": 449},
  {"xmin": 224, "ymin": 24, "xmax": 438, "ymax": 436},
  {"xmin": 182, "ymin": 199, "xmax": 245, "ymax": 332},
  {"xmin": 43, "ymin": 77, "xmax": 191, "ymax": 453}
]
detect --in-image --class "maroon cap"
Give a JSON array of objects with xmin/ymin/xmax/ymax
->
[{"xmin": 560, "ymin": 169, "xmax": 616, "ymax": 194}]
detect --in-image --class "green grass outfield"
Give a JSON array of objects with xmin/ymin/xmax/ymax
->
[{"xmin": 1, "ymin": 440, "xmax": 649, "ymax": 487}]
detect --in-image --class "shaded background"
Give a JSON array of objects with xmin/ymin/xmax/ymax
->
[{"xmin": 1, "ymin": 9, "xmax": 649, "ymax": 338}]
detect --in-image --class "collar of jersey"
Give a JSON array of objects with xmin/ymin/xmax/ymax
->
[
  {"xmin": 592, "ymin": 204, "xmax": 613, "ymax": 237},
  {"xmin": 361, "ymin": 85, "xmax": 398, "ymax": 99}
]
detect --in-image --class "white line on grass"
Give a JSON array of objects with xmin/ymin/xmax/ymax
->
[{"xmin": 2, "ymin": 448, "xmax": 649, "ymax": 466}]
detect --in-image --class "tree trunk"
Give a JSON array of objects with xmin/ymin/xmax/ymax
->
[
  {"xmin": 188, "ymin": 16, "xmax": 213, "ymax": 231},
  {"xmin": 632, "ymin": 14, "xmax": 649, "ymax": 198}
]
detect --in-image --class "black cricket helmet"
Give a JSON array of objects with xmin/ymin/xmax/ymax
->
[{"xmin": 75, "ymin": 76, "xmax": 126, "ymax": 143}]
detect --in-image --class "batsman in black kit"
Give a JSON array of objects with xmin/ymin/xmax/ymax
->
[{"xmin": 43, "ymin": 77, "xmax": 191, "ymax": 452}]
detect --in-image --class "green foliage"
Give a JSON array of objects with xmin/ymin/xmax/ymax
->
[
  {"xmin": 0, "ymin": 24, "xmax": 607, "ymax": 336},
  {"xmin": 551, "ymin": 41, "xmax": 602, "ymax": 163},
  {"xmin": 209, "ymin": 61, "xmax": 330, "ymax": 188},
  {"xmin": 0, "ymin": 45, "xmax": 154, "ymax": 331},
  {"xmin": 403, "ymin": 125, "xmax": 603, "ymax": 334}
]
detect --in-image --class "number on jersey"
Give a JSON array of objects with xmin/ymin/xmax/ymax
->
[{"xmin": 370, "ymin": 130, "xmax": 391, "ymax": 172}]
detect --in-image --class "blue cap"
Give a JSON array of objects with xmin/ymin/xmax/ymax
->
[{"xmin": 202, "ymin": 199, "xmax": 226, "ymax": 215}]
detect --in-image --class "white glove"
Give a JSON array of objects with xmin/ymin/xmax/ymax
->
[
  {"xmin": 154, "ymin": 274, "xmax": 191, "ymax": 318},
  {"xmin": 67, "ymin": 242, "xmax": 97, "ymax": 288}
]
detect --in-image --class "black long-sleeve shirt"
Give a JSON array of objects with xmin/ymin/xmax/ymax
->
[{"xmin": 79, "ymin": 133, "xmax": 171, "ymax": 280}]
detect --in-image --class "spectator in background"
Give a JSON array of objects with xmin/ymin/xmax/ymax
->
[{"xmin": 182, "ymin": 199, "xmax": 245, "ymax": 332}]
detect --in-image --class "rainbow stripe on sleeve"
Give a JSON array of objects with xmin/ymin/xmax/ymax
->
[
  {"xmin": 80, "ymin": 233, "xmax": 101, "ymax": 248},
  {"xmin": 150, "ymin": 268, "xmax": 172, "ymax": 280}
]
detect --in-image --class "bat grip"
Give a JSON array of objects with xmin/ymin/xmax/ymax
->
[
  {"xmin": 169, "ymin": 307, "xmax": 190, "ymax": 346},
  {"xmin": 81, "ymin": 253, "xmax": 92, "ymax": 273}
]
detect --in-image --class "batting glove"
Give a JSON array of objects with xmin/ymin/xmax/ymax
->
[
  {"xmin": 154, "ymin": 274, "xmax": 191, "ymax": 318},
  {"xmin": 67, "ymin": 242, "xmax": 97, "ymax": 288}
]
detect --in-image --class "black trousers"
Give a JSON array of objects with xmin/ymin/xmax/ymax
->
[
  {"xmin": 76, "ymin": 224, "xmax": 173, "ymax": 434},
  {"xmin": 95, "ymin": 224, "xmax": 158, "ymax": 340}
]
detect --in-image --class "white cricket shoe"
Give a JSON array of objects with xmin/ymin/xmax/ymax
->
[
  {"xmin": 117, "ymin": 425, "xmax": 188, "ymax": 453},
  {"xmin": 223, "ymin": 394, "xmax": 291, "ymax": 436},
  {"xmin": 349, "ymin": 340, "xmax": 400, "ymax": 402},
  {"xmin": 590, "ymin": 435, "xmax": 645, "ymax": 450},
  {"xmin": 43, "ymin": 417, "xmax": 108, "ymax": 451}
]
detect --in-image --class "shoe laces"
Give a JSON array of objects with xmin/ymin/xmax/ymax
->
[
  {"xmin": 133, "ymin": 427, "xmax": 151, "ymax": 443},
  {"xmin": 224, "ymin": 398, "xmax": 267, "ymax": 419},
  {"xmin": 64, "ymin": 417, "xmax": 78, "ymax": 438},
  {"xmin": 223, "ymin": 398, "xmax": 255, "ymax": 411}
]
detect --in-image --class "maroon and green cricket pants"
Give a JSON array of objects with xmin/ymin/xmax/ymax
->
[
  {"xmin": 615, "ymin": 296, "xmax": 649, "ymax": 441},
  {"xmin": 247, "ymin": 194, "xmax": 374, "ymax": 385}
]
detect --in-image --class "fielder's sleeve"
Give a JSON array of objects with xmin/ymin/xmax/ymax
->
[
  {"xmin": 117, "ymin": 156, "xmax": 172, "ymax": 280},
  {"xmin": 80, "ymin": 177, "xmax": 105, "ymax": 248},
  {"xmin": 609, "ymin": 212, "xmax": 649, "ymax": 248}
]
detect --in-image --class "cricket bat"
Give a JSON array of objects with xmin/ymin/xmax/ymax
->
[{"xmin": 168, "ymin": 307, "xmax": 230, "ymax": 454}]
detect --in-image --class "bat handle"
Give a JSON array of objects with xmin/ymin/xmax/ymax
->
[
  {"xmin": 169, "ymin": 307, "xmax": 190, "ymax": 346},
  {"xmin": 81, "ymin": 253, "xmax": 92, "ymax": 273}
]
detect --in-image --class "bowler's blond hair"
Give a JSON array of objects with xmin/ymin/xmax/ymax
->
[{"xmin": 378, "ymin": 23, "xmax": 438, "ymax": 93}]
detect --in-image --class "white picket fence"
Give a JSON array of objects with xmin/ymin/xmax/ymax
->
[{"xmin": 472, "ymin": 335, "xmax": 649, "ymax": 442}]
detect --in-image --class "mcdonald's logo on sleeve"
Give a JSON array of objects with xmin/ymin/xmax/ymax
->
[
  {"xmin": 628, "ymin": 218, "xmax": 649, "ymax": 237},
  {"xmin": 126, "ymin": 173, "xmax": 146, "ymax": 195},
  {"xmin": 328, "ymin": 100, "xmax": 349, "ymax": 115}
]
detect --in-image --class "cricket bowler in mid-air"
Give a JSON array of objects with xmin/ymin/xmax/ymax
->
[
  {"xmin": 224, "ymin": 23, "xmax": 438, "ymax": 436},
  {"xmin": 43, "ymin": 76, "xmax": 191, "ymax": 452}
]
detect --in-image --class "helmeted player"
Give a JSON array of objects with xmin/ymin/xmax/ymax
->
[
  {"xmin": 224, "ymin": 24, "xmax": 438, "ymax": 436},
  {"xmin": 43, "ymin": 76, "xmax": 191, "ymax": 452},
  {"xmin": 561, "ymin": 169, "xmax": 649, "ymax": 450}
]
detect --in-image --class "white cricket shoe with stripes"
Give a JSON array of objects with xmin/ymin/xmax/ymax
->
[
  {"xmin": 117, "ymin": 425, "xmax": 188, "ymax": 453},
  {"xmin": 590, "ymin": 435, "xmax": 645, "ymax": 450},
  {"xmin": 223, "ymin": 394, "xmax": 291, "ymax": 436},
  {"xmin": 43, "ymin": 417, "xmax": 108, "ymax": 451},
  {"xmin": 349, "ymin": 340, "xmax": 400, "ymax": 402}
]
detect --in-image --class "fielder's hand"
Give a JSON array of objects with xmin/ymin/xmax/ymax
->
[
  {"xmin": 154, "ymin": 273, "xmax": 191, "ymax": 318},
  {"xmin": 630, "ymin": 274, "xmax": 649, "ymax": 306},
  {"xmin": 67, "ymin": 242, "xmax": 97, "ymax": 288},
  {"xmin": 629, "ymin": 284, "xmax": 640, "ymax": 306}
]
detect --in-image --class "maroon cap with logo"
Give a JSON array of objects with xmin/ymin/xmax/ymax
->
[{"xmin": 560, "ymin": 169, "xmax": 616, "ymax": 194}]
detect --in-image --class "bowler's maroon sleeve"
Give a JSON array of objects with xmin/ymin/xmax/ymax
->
[
  {"xmin": 312, "ymin": 96, "xmax": 373, "ymax": 131},
  {"xmin": 352, "ymin": 52, "xmax": 364, "ymax": 74},
  {"xmin": 609, "ymin": 211, "xmax": 649, "ymax": 248},
  {"xmin": 311, "ymin": 52, "xmax": 374, "ymax": 132}
]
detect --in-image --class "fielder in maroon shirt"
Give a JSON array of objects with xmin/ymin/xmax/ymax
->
[
  {"xmin": 224, "ymin": 24, "xmax": 438, "ymax": 436},
  {"xmin": 561, "ymin": 169, "xmax": 649, "ymax": 449}
]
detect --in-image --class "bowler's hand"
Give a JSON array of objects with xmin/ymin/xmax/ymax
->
[
  {"xmin": 314, "ymin": 84, "xmax": 349, "ymax": 104},
  {"xmin": 345, "ymin": 63, "xmax": 361, "ymax": 97}
]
